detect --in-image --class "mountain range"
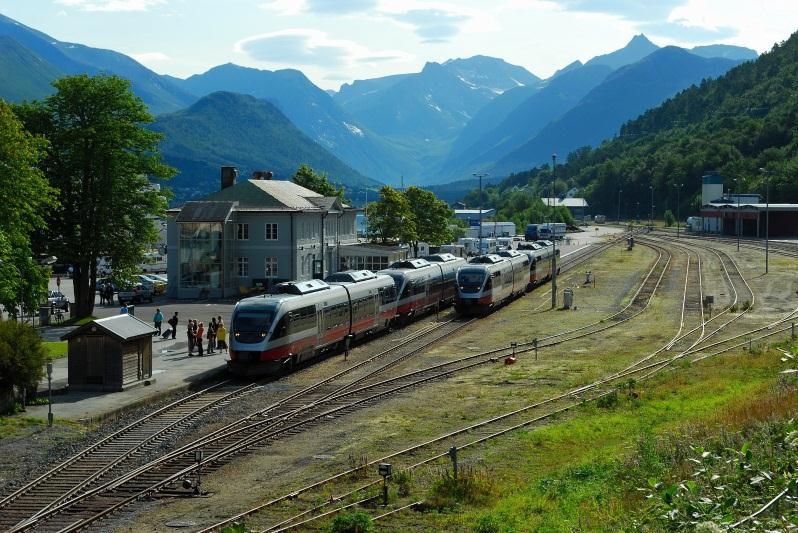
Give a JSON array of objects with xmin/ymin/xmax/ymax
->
[{"xmin": 0, "ymin": 13, "xmax": 760, "ymax": 202}]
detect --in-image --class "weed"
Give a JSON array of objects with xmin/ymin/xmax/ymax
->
[
  {"xmin": 425, "ymin": 466, "xmax": 497, "ymax": 510},
  {"xmin": 220, "ymin": 523, "xmax": 247, "ymax": 533},
  {"xmin": 327, "ymin": 511, "xmax": 374, "ymax": 533},
  {"xmin": 347, "ymin": 452, "xmax": 370, "ymax": 480},
  {"xmin": 730, "ymin": 304, "xmax": 739, "ymax": 312},
  {"xmin": 394, "ymin": 469, "xmax": 413, "ymax": 497},
  {"xmin": 473, "ymin": 511, "xmax": 516, "ymax": 533},
  {"xmin": 26, "ymin": 397, "xmax": 50, "ymax": 406},
  {"xmin": 596, "ymin": 390, "xmax": 618, "ymax": 408}
]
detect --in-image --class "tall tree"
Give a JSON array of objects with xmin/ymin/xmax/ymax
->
[
  {"xmin": 0, "ymin": 100, "xmax": 54, "ymax": 319},
  {"xmin": 365, "ymin": 186, "xmax": 417, "ymax": 244},
  {"xmin": 292, "ymin": 164, "xmax": 345, "ymax": 200},
  {"xmin": 403, "ymin": 186, "xmax": 454, "ymax": 257},
  {"xmin": 15, "ymin": 75, "xmax": 175, "ymax": 317}
]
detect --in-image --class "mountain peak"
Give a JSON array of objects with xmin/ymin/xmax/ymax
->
[{"xmin": 585, "ymin": 33, "xmax": 660, "ymax": 70}]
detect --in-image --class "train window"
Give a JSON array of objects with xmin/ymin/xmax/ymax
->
[
  {"xmin": 380, "ymin": 286, "xmax": 397, "ymax": 304},
  {"xmin": 401, "ymin": 282, "xmax": 413, "ymax": 299},
  {"xmin": 492, "ymin": 271, "xmax": 501, "ymax": 278},
  {"xmin": 270, "ymin": 314, "xmax": 289, "ymax": 340},
  {"xmin": 484, "ymin": 277, "xmax": 492, "ymax": 291}
]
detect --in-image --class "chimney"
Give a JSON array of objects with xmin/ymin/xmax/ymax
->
[
  {"xmin": 221, "ymin": 166, "xmax": 237, "ymax": 190},
  {"xmin": 252, "ymin": 170, "xmax": 273, "ymax": 180}
]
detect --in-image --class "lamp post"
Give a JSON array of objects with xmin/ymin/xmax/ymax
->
[
  {"xmin": 46, "ymin": 361, "xmax": 53, "ymax": 427},
  {"xmin": 649, "ymin": 185, "xmax": 654, "ymax": 227},
  {"xmin": 473, "ymin": 173, "xmax": 488, "ymax": 255},
  {"xmin": 673, "ymin": 183, "xmax": 682, "ymax": 239},
  {"xmin": 617, "ymin": 189, "xmax": 623, "ymax": 224},
  {"xmin": 759, "ymin": 168, "xmax": 771, "ymax": 274},
  {"xmin": 551, "ymin": 154, "xmax": 558, "ymax": 309},
  {"xmin": 733, "ymin": 178, "xmax": 741, "ymax": 251}
]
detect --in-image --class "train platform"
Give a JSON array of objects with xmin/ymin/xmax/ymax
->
[{"xmin": 23, "ymin": 333, "xmax": 229, "ymax": 424}]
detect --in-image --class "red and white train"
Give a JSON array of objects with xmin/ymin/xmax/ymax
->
[{"xmin": 228, "ymin": 254, "xmax": 467, "ymax": 376}]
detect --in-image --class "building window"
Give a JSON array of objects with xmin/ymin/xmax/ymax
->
[
  {"xmin": 237, "ymin": 223, "xmax": 249, "ymax": 240},
  {"xmin": 340, "ymin": 256, "xmax": 389, "ymax": 272},
  {"xmin": 237, "ymin": 257, "xmax": 249, "ymax": 277},
  {"xmin": 265, "ymin": 257, "xmax": 278, "ymax": 278},
  {"xmin": 179, "ymin": 222, "xmax": 223, "ymax": 289},
  {"xmin": 265, "ymin": 223, "xmax": 278, "ymax": 240}
]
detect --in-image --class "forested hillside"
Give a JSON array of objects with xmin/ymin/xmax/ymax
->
[{"xmin": 468, "ymin": 31, "xmax": 798, "ymax": 221}]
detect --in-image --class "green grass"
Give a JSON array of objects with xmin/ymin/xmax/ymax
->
[
  {"xmin": 62, "ymin": 315, "xmax": 96, "ymax": 327},
  {"xmin": 387, "ymin": 343, "xmax": 797, "ymax": 532},
  {"xmin": 42, "ymin": 340, "xmax": 67, "ymax": 359}
]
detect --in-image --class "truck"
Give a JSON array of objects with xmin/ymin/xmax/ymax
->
[{"xmin": 525, "ymin": 223, "xmax": 566, "ymax": 241}]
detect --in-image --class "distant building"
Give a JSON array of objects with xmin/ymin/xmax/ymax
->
[
  {"xmin": 166, "ymin": 167, "xmax": 360, "ymax": 298},
  {"xmin": 454, "ymin": 208, "xmax": 496, "ymax": 227},
  {"xmin": 699, "ymin": 172, "xmax": 798, "ymax": 236},
  {"xmin": 465, "ymin": 222, "xmax": 517, "ymax": 238},
  {"xmin": 542, "ymin": 197, "xmax": 589, "ymax": 219}
]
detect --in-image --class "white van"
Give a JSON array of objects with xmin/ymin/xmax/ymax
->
[{"xmin": 138, "ymin": 252, "xmax": 167, "ymax": 273}]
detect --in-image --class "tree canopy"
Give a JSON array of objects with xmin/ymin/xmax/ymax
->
[
  {"xmin": 292, "ymin": 164, "xmax": 346, "ymax": 200},
  {"xmin": 15, "ymin": 74, "xmax": 174, "ymax": 317},
  {"xmin": 0, "ymin": 100, "xmax": 54, "ymax": 318},
  {"xmin": 404, "ymin": 186, "xmax": 454, "ymax": 256},
  {"xmin": 0, "ymin": 321, "xmax": 47, "ymax": 413},
  {"xmin": 365, "ymin": 186, "xmax": 417, "ymax": 244}
]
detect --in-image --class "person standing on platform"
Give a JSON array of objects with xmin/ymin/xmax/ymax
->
[
  {"xmin": 168, "ymin": 312, "xmax": 179, "ymax": 339},
  {"xmin": 187, "ymin": 320, "xmax": 195, "ymax": 355},
  {"xmin": 153, "ymin": 308, "xmax": 164, "ymax": 335},
  {"xmin": 216, "ymin": 319, "xmax": 227, "ymax": 354},
  {"xmin": 196, "ymin": 321, "xmax": 205, "ymax": 356},
  {"xmin": 207, "ymin": 317, "xmax": 217, "ymax": 354}
]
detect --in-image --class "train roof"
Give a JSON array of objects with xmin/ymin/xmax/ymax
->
[
  {"xmin": 271, "ymin": 279, "xmax": 331, "ymax": 295},
  {"xmin": 468, "ymin": 254, "xmax": 506, "ymax": 264},
  {"xmin": 325, "ymin": 270, "xmax": 379, "ymax": 283},
  {"xmin": 422, "ymin": 253, "xmax": 462, "ymax": 263},
  {"xmin": 497, "ymin": 250, "xmax": 524, "ymax": 259},
  {"xmin": 388, "ymin": 258, "xmax": 431, "ymax": 269}
]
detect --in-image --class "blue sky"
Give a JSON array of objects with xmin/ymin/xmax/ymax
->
[{"xmin": 1, "ymin": 0, "xmax": 796, "ymax": 89}]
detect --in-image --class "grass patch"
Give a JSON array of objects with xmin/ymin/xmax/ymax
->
[
  {"xmin": 396, "ymin": 345, "xmax": 797, "ymax": 532},
  {"xmin": 42, "ymin": 340, "xmax": 67, "ymax": 359},
  {"xmin": 62, "ymin": 315, "xmax": 96, "ymax": 327}
]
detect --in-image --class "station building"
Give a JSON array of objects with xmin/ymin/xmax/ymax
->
[
  {"xmin": 454, "ymin": 208, "xmax": 496, "ymax": 227},
  {"xmin": 166, "ymin": 167, "xmax": 364, "ymax": 299},
  {"xmin": 699, "ymin": 172, "xmax": 798, "ymax": 237},
  {"xmin": 542, "ymin": 196, "xmax": 589, "ymax": 219}
]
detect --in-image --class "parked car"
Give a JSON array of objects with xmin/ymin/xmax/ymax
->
[
  {"xmin": 149, "ymin": 273, "xmax": 168, "ymax": 284},
  {"xmin": 137, "ymin": 274, "xmax": 165, "ymax": 295},
  {"xmin": 46, "ymin": 290, "xmax": 69, "ymax": 311},
  {"xmin": 535, "ymin": 240, "xmax": 554, "ymax": 247},
  {"xmin": 117, "ymin": 282, "xmax": 153, "ymax": 305}
]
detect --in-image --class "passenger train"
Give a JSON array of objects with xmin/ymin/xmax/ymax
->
[
  {"xmin": 228, "ymin": 254, "xmax": 467, "ymax": 376},
  {"xmin": 455, "ymin": 246, "xmax": 558, "ymax": 315}
]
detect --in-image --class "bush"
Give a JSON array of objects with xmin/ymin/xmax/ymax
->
[
  {"xmin": 0, "ymin": 321, "xmax": 47, "ymax": 414},
  {"xmin": 328, "ymin": 511, "xmax": 373, "ymax": 533},
  {"xmin": 664, "ymin": 210, "xmax": 675, "ymax": 227},
  {"xmin": 425, "ymin": 466, "xmax": 497, "ymax": 510}
]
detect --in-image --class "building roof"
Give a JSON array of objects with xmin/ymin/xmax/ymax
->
[
  {"xmin": 454, "ymin": 209, "xmax": 496, "ymax": 216},
  {"xmin": 175, "ymin": 201, "xmax": 236, "ymax": 223},
  {"xmin": 61, "ymin": 314, "xmax": 156, "ymax": 342},
  {"xmin": 543, "ymin": 197, "xmax": 588, "ymax": 208},
  {"xmin": 203, "ymin": 179, "xmax": 322, "ymax": 209},
  {"xmin": 702, "ymin": 202, "xmax": 798, "ymax": 211}
]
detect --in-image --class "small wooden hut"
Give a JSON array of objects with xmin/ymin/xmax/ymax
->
[{"xmin": 61, "ymin": 315, "xmax": 155, "ymax": 391}]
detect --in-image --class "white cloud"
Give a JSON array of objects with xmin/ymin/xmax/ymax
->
[
  {"xmin": 258, "ymin": 0, "xmax": 305, "ymax": 16},
  {"xmin": 234, "ymin": 29, "xmax": 411, "ymax": 69},
  {"xmin": 56, "ymin": 0, "xmax": 165, "ymax": 11}
]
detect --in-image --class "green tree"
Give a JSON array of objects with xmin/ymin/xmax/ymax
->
[
  {"xmin": 404, "ymin": 186, "xmax": 454, "ymax": 256},
  {"xmin": 664, "ymin": 209, "xmax": 675, "ymax": 227},
  {"xmin": 0, "ymin": 321, "xmax": 47, "ymax": 413},
  {"xmin": 365, "ymin": 186, "xmax": 417, "ymax": 244},
  {"xmin": 15, "ymin": 75, "xmax": 175, "ymax": 317},
  {"xmin": 292, "ymin": 164, "xmax": 345, "ymax": 200},
  {"xmin": 0, "ymin": 100, "xmax": 54, "ymax": 319}
]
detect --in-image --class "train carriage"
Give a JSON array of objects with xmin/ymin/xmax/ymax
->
[
  {"xmin": 423, "ymin": 253, "xmax": 468, "ymax": 305},
  {"xmin": 378, "ymin": 256, "xmax": 462, "ymax": 319},
  {"xmin": 496, "ymin": 249, "xmax": 530, "ymax": 295},
  {"xmin": 228, "ymin": 274, "xmax": 397, "ymax": 376},
  {"xmin": 454, "ymin": 254, "xmax": 514, "ymax": 316}
]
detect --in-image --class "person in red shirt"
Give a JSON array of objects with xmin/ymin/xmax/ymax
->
[{"xmin": 196, "ymin": 322, "xmax": 205, "ymax": 356}]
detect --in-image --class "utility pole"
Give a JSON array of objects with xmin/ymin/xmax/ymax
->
[
  {"xmin": 551, "ymin": 154, "xmax": 558, "ymax": 310},
  {"xmin": 474, "ymin": 173, "xmax": 488, "ymax": 255},
  {"xmin": 734, "ymin": 177, "xmax": 741, "ymax": 251},
  {"xmin": 675, "ymin": 183, "xmax": 682, "ymax": 238},
  {"xmin": 760, "ymin": 168, "xmax": 771, "ymax": 274},
  {"xmin": 649, "ymin": 185, "xmax": 654, "ymax": 226},
  {"xmin": 617, "ymin": 189, "xmax": 623, "ymax": 224}
]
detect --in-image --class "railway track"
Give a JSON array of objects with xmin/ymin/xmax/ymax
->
[
  {"xmin": 0, "ymin": 379, "xmax": 261, "ymax": 531},
  {"xmin": 201, "ymin": 237, "xmax": 794, "ymax": 532},
  {"xmin": 3, "ymin": 232, "xmax": 633, "ymax": 532},
  {"xmin": 653, "ymin": 230, "xmax": 798, "ymax": 259}
]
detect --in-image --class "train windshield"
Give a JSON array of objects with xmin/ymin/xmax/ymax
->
[
  {"xmin": 458, "ymin": 269, "xmax": 486, "ymax": 293},
  {"xmin": 233, "ymin": 307, "xmax": 275, "ymax": 343}
]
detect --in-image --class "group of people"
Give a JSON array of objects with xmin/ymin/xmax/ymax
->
[
  {"xmin": 185, "ymin": 316, "xmax": 227, "ymax": 357},
  {"xmin": 99, "ymin": 283, "xmax": 115, "ymax": 306}
]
